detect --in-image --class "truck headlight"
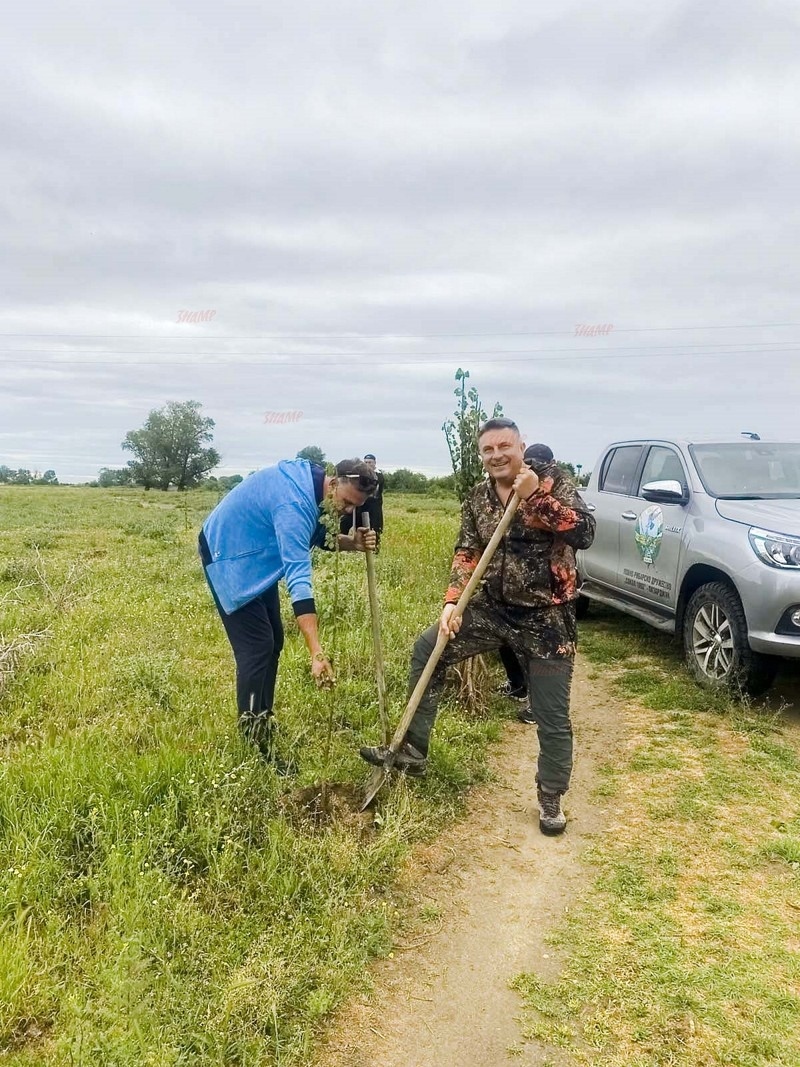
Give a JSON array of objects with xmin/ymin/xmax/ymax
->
[{"xmin": 749, "ymin": 527, "xmax": 800, "ymax": 568}]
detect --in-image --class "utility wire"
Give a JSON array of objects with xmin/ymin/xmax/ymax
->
[
  {"xmin": 2, "ymin": 342, "xmax": 800, "ymax": 367},
  {"xmin": 2, "ymin": 339, "xmax": 799, "ymax": 357},
  {"xmin": 0, "ymin": 321, "xmax": 799, "ymax": 340}
]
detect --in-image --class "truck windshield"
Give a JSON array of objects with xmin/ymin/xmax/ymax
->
[{"xmin": 690, "ymin": 443, "xmax": 800, "ymax": 498}]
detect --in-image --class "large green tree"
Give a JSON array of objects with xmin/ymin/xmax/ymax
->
[{"xmin": 122, "ymin": 401, "xmax": 220, "ymax": 490}]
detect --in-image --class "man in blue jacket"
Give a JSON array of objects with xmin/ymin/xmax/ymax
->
[{"xmin": 199, "ymin": 457, "xmax": 378, "ymax": 759}]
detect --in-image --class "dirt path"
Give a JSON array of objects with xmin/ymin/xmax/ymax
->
[{"xmin": 316, "ymin": 656, "xmax": 625, "ymax": 1067}]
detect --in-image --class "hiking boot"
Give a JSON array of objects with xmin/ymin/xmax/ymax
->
[
  {"xmin": 537, "ymin": 783, "xmax": 567, "ymax": 836},
  {"xmin": 495, "ymin": 681, "xmax": 528, "ymax": 701},
  {"xmin": 517, "ymin": 704, "xmax": 537, "ymax": 725},
  {"xmin": 359, "ymin": 741, "xmax": 427, "ymax": 777}
]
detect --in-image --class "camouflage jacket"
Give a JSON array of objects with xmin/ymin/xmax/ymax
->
[{"xmin": 444, "ymin": 469, "xmax": 596, "ymax": 609}]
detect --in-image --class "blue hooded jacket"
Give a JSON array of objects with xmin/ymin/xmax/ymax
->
[{"xmin": 202, "ymin": 460, "xmax": 323, "ymax": 614}]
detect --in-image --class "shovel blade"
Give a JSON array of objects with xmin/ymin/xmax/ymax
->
[{"xmin": 359, "ymin": 765, "xmax": 390, "ymax": 811}]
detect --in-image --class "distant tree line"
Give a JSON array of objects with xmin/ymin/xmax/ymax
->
[
  {"xmin": 0, "ymin": 467, "xmax": 58, "ymax": 485},
  {"xmin": 85, "ymin": 401, "xmax": 591, "ymax": 494},
  {"xmin": 200, "ymin": 474, "xmax": 244, "ymax": 492}
]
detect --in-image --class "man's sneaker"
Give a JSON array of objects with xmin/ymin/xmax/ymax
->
[
  {"xmin": 537, "ymin": 783, "xmax": 567, "ymax": 836},
  {"xmin": 517, "ymin": 704, "xmax": 537, "ymax": 725},
  {"xmin": 359, "ymin": 741, "xmax": 427, "ymax": 777},
  {"xmin": 495, "ymin": 681, "xmax": 528, "ymax": 701}
]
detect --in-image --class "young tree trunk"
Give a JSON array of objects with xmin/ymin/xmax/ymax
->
[{"xmin": 450, "ymin": 653, "xmax": 491, "ymax": 716}]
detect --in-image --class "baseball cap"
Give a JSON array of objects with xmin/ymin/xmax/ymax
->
[{"xmin": 524, "ymin": 443, "xmax": 555, "ymax": 470}]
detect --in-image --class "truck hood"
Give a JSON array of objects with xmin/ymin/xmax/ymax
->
[{"xmin": 715, "ymin": 498, "xmax": 800, "ymax": 535}]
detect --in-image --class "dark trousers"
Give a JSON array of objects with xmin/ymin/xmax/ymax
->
[
  {"xmin": 340, "ymin": 501, "xmax": 383, "ymax": 545},
  {"xmin": 499, "ymin": 645, "xmax": 527, "ymax": 692},
  {"xmin": 206, "ymin": 579, "xmax": 285, "ymax": 717},
  {"xmin": 405, "ymin": 598, "xmax": 575, "ymax": 793}
]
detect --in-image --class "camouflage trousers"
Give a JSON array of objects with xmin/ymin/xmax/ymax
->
[{"xmin": 405, "ymin": 595, "xmax": 576, "ymax": 793}]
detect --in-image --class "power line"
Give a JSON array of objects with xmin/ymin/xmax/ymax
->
[
  {"xmin": 0, "ymin": 321, "xmax": 799, "ymax": 340},
  {"xmin": 2, "ymin": 343, "xmax": 800, "ymax": 368},
  {"xmin": 3, "ymin": 340, "xmax": 798, "ymax": 358}
]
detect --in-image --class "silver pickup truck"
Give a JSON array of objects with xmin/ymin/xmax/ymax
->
[{"xmin": 576, "ymin": 436, "xmax": 800, "ymax": 696}]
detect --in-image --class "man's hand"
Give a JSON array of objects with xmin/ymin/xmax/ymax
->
[
  {"xmin": 439, "ymin": 603, "xmax": 462, "ymax": 640},
  {"xmin": 337, "ymin": 528, "xmax": 377, "ymax": 552},
  {"xmin": 513, "ymin": 468, "xmax": 538, "ymax": 500},
  {"xmin": 312, "ymin": 653, "xmax": 335, "ymax": 689},
  {"xmin": 352, "ymin": 526, "xmax": 377, "ymax": 552}
]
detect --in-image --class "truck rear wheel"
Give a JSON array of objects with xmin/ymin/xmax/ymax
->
[{"xmin": 683, "ymin": 582, "xmax": 777, "ymax": 698}]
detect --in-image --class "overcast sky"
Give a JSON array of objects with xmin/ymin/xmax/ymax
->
[{"xmin": 2, "ymin": 0, "xmax": 799, "ymax": 482}]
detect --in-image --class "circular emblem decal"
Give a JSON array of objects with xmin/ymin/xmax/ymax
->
[{"xmin": 634, "ymin": 505, "xmax": 664, "ymax": 565}]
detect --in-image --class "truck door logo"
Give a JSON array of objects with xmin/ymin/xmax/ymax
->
[{"xmin": 634, "ymin": 505, "xmax": 664, "ymax": 565}]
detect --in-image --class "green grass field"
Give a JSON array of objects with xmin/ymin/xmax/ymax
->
[
  {"xmin": 3, "ymin": 486, "xmax": 800, "ymax": 1065},
  {"xmin": 0, "ymin": 486, "xmax": 503, "ymax": 1065}
]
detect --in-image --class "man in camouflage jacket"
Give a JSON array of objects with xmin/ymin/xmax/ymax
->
[{"xmin": 361, "ymin": 417, "xmax": 596, "ymax": 835}]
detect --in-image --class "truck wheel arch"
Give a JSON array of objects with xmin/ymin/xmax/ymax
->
[
  {"xmin": 676, "ymin": 564, "xmax": 740, "ymax": 639},
  {"xmin": 682, "ymin": 581, "xmax": 778, "ymax": 698}
]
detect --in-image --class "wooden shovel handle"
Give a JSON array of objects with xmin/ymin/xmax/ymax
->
[
  {"xmin": 384, "ymin": 491, "xmax": 522, "ymax": 755},
  {"xmin": 363, "ymin": 514, "xmax": 390, "ymax": 743}
]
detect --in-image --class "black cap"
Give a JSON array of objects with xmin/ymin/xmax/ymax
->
[
  {"xmin": 364, "ymin": 453, "xmax": 376, "ymax": 460},
  {"xmin": 524, "ymin": 443, "xmax": 554, "ymax": 469}
]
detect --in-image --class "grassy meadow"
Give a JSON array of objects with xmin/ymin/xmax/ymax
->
[
  {"xmin": 3, "ymin": 485, "xmax": 800, "ymax": 1066},
  {"xmin": 0, "ymin": 485, "xmax": 502, "ymax": 1065}
]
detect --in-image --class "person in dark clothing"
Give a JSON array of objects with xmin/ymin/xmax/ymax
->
[
  {"xmin": 495, "ymin": 443, "xmax": 583, "ymax": 723},
  {"xmin": 360, "ymin": 420, "xmax": 595, "ymax": 835},
  {"xmin": 200, "ymin": 457, "xmax": 377, "ymax": 760},
  {"xmin": 339, "ymin": 453, "xmax": 385, "ymax": 545},
  {"xmin": 496, "ymin": 645, "xmax": 528, "ymax": 700},
  {"xmin": 496, "ymin": 443, "xmax": 557, "ymax": 702}
]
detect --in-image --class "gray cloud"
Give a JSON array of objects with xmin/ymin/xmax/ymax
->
[{"xmin": 1, "ymin": 0, "xmax": 798, "ymax": 481}]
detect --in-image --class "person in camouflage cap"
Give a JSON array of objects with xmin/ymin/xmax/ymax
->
[{"xmin": 360, "ymin": 417, "xmax": 596, "ymax": 835}]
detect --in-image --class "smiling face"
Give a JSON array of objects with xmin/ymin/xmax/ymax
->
[{"xmin": 478, "ymin": 426, "xmax": 525, "ymax": 483}]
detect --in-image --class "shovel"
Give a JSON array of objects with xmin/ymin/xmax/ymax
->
[
  {"xmin": 362, "ymin": 513, "xmax": 390, "ymax": 745},
  {"xmin": 360, "ymin": 490, "xmax": 522, "ymax": 810}
]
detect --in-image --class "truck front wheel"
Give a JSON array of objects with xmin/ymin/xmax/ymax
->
[{"xmin": 683, "ymin": 582, "xmax": 777, "ymax": 698}]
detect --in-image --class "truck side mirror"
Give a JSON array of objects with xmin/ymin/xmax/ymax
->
[{"xmin": 641, "ymin": 479, "xmax": 688, "ymax": 505}]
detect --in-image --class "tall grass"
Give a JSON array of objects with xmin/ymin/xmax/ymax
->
[{"xmin": 0, "ymin": 486, "xmax": 500, "ymax": 1065}]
